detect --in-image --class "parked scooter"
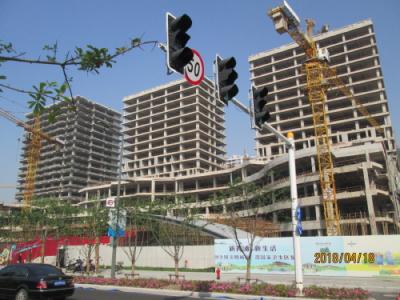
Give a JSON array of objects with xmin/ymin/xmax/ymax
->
[{"xmin": 66, "ymin": 258, "xmax": 84, "ymax": 273}]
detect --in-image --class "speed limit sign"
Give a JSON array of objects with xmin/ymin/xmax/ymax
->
[
  {"xmin": 106, "ymin": 197, "xmax": 115, "ymax": 208},
  {"xmin": 184, "ymin": 49, "xmax": 204, "ymax": 85}
]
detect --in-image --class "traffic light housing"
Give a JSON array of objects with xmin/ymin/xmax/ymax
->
[
  {"xmin": 252, "ymin": 86, "xmax": 270, "ymax": 128},
  {"xmin": 216, "ymin": 55, "xmax": 239, "ymax": 104},
  {"xmin": 167, "ymin": 13, "xmax": 194, "ymax": 74}
]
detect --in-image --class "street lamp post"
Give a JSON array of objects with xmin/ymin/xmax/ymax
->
[
  {"xmin": 110, "ymin": 134, "xmax": 123, "ymax": 279},
  {"xmin": 259, "ymin": 123, "xmax": 303, "ymax": 294},
  {"xmin": 287, "ymin": 132, "xmax": 303, "ymax": 295}
]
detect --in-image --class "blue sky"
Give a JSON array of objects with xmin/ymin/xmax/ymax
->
[{"xmin": 1, "ymin": 0, "xmax": 399, "ymax": 203}]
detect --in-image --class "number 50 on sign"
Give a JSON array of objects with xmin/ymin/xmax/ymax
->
[{"xmin": 184, "ymin": 49, "xmax": 204, "ymax": 85}]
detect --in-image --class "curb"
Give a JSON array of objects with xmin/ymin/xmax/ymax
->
[{"xmin": 75, "ymin": 283, "xmax": 375, "ymax": 300}]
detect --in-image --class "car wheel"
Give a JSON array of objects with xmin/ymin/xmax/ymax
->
[{"xmin": 15, "ymin": 288, "xmax": 29, "ymax": 300}]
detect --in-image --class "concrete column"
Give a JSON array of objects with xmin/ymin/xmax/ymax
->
[
  {"xmin": 313, "ymin": 183, "xmax": 318, "ymax": 196},
  {"xmin": 311, "ymin": 156, "xmax": 316, "ymax": 173},
  {"xmin": 85, "ymin": 191, "xmax": 89, "ymax": 201},
  {"xmin": 272, "ymin": 212, "xmax": 278, "ymax": 224},
  {"xmin": 151, "ymin": 179, "xmax": 155, "ymax": 202},
  {"xmin": 315, "ymin": 205, "xmax": 323, "ymax": 236},
  {"xmin": 108, "ymin": 188, "xmax": 112, "ymax": 197},
  {"xmin": 175, "ymin": 181, "xmax": 179, "ymax": 204},
  {"xmin": 241, "ymin": 167, "xmax": 247, "ymax": 179},
  {"xmin": 362, "ymin": 163, "xmax": 378, "ymax": 234}
]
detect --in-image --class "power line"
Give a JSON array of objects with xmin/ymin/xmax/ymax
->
[{"xmin": 0, "ymin": 95, "xmax": 28, "ymax": 110}]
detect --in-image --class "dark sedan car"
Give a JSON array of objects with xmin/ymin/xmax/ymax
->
[{"xmin": 0, "ymin": 263, "xmax": 74, "ymax": 300}]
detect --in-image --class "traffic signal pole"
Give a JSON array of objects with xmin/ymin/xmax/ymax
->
[{"xmin": 230, "ymin": 99, "xmax": 304, "ymax": 295}]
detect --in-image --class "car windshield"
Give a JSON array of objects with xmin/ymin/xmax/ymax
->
[{"xmin": 30, "ymin": 265, "xmax": 64, "ymax": 277}]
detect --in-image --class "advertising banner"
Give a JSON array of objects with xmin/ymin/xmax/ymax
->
[{"xmin": 215, "ymin": 235, "xmax": 400, "ymax": 277}]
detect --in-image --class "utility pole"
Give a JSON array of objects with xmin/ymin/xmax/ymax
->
[{"xmin": 110, "ymin": 134, "xmax": 123, "ymax": 279}]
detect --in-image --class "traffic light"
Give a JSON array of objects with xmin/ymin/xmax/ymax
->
[
  {"xmin": 167, "ymin": 13, "xmax": 194, "ymax": 74},
  {"xmin": 216, "ymin": 55, "xmax": 239, "ymax": 104},
  {"xmin": 252, "ymin": 86, "xmax": 270, "ymax": 128}
]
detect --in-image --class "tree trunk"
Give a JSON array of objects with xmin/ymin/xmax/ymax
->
[
  {"xmin": 86, "ymin": 245, "xmax": 92, "ymax": 274},
  {"xmin": 131, "ymin": 257, "xmax": 136, "ymax": 274},
  {"xmin": 40, "ymin": 228, "xmax": 47, "ymax": 264},
  {"xmin": 40, "ymin": 238, "xmax": 45, "ymax": 263},
  {"xmin": 95, "ymin": 237, "xmax": 100, "ymax": 273},
  {"xmin": 174, "ymin": 256, "xmax": 179, "ymax": 277},
  {"xmin": 245, "ymin": 258, "xmax": 251, "ymax": 283}
]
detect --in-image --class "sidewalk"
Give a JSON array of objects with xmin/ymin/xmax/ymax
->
[{"xmin": 74, "ymin": 269, "xmax": 400, "ymax": 294}]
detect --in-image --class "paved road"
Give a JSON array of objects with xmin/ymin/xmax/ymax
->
[
  {"xmin": 70, "ymin": 287, "xmax": 399, "ymax": 300},
  {"xmin": 370, "ymin": 292, "xmax": 400, "ymax": 300}
]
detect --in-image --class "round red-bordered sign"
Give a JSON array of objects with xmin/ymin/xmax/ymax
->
[{"xmin": 184, "ymin": 49, "xmax": 204, "ymax": 85}]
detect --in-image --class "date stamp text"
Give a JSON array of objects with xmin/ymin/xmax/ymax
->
[{"xmin": 314, "ymin": 252, "xmax": 375, "ymax": 264}]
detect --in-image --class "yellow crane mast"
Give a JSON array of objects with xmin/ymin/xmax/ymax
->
[
  {"xmin": 0, "ymin": 107, "xmax": 63, "ymax": 210},
  {"xmin": 268, "ymin": 1, "xmax": 383, "ymax": 235}
]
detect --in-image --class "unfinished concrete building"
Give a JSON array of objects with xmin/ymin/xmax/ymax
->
[
  {"xmin": 248, "ymin": 19, "xmax": 399, "ymax": 234},
  {"xmin": 250, "ymin": 19, "xmax": 396, "ymax": 159},
  {"xmin": 79, "ymin": 20, "xmax": 399, "ymax": 236},
  {"xmin": 122, "ymin": 78, "xmax": 226, "ymax": 178},
  {"xmin": 80, "ymin": 139, "xmax": 399, "ymax": 236},
  {"xmin": 16, "ymin": 96, "xmax": 121, "ymax": 203}
]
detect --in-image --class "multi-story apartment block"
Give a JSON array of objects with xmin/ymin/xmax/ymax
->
[
  {"xmin": 16, "ymin": 96, "xmax": 121, "ymax": 203},
  {"xmin": 122, "ymin": 78, "xmax": 226, "ymax": 178},
  {"xmin": 249, "ymin": 19, "xmax": 396, "ymax": 161}
]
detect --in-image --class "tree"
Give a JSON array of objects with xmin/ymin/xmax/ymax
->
[
  {"xmin": 121, "ymin": 203, "xmax": 151, "ymax": 275},
  {"xmin": 149, "ymin": 196, "xmax": 202, "ymax": 278},
  {"xmin": 0, "ymin": 38, "xmax": 157, "ymax": 120},
  {"xmin": 0, "ymin": 208, "xmax": 20, "ymax": 264},
  {"xmin": 73, "ymin": 203, "xmax": 108, "ymax": 274},
  {"xmin": 30, "ymin": 198, "xmax": 78, "ymax": 263},
  {"xmin": 213, "ymin": 180, "xmax": 279, "ymax": 283}
]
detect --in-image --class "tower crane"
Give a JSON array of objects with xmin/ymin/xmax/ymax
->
[
  {"xmin": 268, "ymin": 1, "xmax": 384, "ymax": 235},
  {"xmin": 0, "ymin": 107, "xmax": 63, "ymax": 210}
]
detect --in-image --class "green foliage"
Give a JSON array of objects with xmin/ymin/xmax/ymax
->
[
  {"xmin": 0, "ymin": 37, "xmax": 155, "ymax": 121},
  {"xmin": 75, "ymin": 203, "xmax": 109, "ymax": 239},
  {"xmin": 0, "ymin": 198, "xmax": 78, "ymax": 244},
  {"xmin": 43, "ymin": 42, "xmax": 58, "ymax": 63},
  {"xmin": 27, "ymin": 81, "xmax": 70, "ymax": 119},
  {"xmin": 75, "ymin": 45, "xmax": 115, "ymax": 73}
]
